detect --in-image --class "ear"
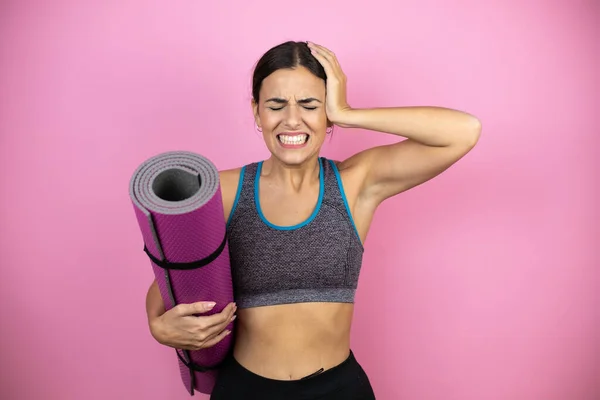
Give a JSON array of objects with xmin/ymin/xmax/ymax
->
[{"xmin": 251, "ymin": 99, "xmax": 261, "ymax": 129}]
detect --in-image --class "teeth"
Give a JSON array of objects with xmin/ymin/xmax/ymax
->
[{"xmin": 279, "ymin": 134, "xmax": 308, "ymax": 145}]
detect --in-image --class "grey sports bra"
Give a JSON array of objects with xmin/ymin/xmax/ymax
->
[{"xmin": 225, "ymin": 157, "xmax": 364, "ymax": 308}]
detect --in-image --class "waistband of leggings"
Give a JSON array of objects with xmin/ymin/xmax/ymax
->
[{"xmin": 226, "ymin": 350, "xmax": 359, "ymax": 389}]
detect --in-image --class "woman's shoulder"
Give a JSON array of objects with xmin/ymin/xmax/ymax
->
[
  {"xmin": 326, "ymin": 155, "xmax": 368, "ymax": 187},
  {"xmin": 326, "ymin": 154, "xmax": 377, "ymax": 212},
  {"xmin": 218, "ymin": 159, "xmax": 261, "ymax": 203},
  {"xmin": 218, "ymin": 166, "xmax": 247, "ymax": 221},
  {"xmin": 219, "ymin": 166, "xmax": 245, "ymax": 194},
  {"xmin": 219, "ymin": 166, "xmax": 243, "ymax": 181}
]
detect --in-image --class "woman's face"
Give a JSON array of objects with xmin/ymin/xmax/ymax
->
[{"xmin": 252, "ymin": 66, "xmax": 329, "ymax": 166}]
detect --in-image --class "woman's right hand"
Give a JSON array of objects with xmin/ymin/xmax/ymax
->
[{"xmin": 150, "ymin": 301, "xmax": 237, "ymax": 351}]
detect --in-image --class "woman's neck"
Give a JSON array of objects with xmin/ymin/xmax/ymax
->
[{"xmin": 261, "ymin": 156, "xmax": 321, "ymax": 192}]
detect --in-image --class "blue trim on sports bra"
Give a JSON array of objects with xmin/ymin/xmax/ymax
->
[
  {"xmin": 226, "ymin": 165, "xmax": 246, "ymax": 227},
  {"xmin": 254, "ymin": 157, "xmax": 325, "ymax": 231},
  {"xmin": 328, "ymin": 159, "xmax": 362, "ymax": 243}
]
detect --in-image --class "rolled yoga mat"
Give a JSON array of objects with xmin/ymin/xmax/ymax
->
[{"xmin": 129, "ymin": 150, "xmax": 235, "ymax": 396}]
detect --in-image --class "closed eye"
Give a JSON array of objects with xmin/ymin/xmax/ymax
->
[
  {"xmin": 268, "ymin": 106, "xmax": 318, "ymax": 111},
  {"xmin": 265, "ymin": 97, "xmax": 321, "ymax": 111}
]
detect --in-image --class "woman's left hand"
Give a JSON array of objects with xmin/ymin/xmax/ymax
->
[{"xmin": 307, "ymin": 42, "xmax": 353, "ymax": 125}]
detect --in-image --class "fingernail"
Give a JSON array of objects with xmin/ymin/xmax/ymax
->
[
  {"xmin": 231, "ymin": 315, "xmax": 237, "ymax": 321},
  {"xmin": 225, "ymin": 330, "xmax": 231, "ymax": 335},
  {"xmin": 206, "ymin": 302, "xmax": 216, "ymax": 309}
]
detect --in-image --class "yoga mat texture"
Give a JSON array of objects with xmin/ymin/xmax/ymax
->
[{"xmin": 129, "ymin": 151, "xmax": 235, "ymax": 395}]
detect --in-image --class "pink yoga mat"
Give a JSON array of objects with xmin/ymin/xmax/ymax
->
[{"xmin": 129, "ymin": 151, "xmax": 235, "ymax": 395}]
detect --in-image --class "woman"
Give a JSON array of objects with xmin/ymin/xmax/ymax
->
[{"xmin": 146, "ymin": 40, "xmax": 481, "ymax": 399}]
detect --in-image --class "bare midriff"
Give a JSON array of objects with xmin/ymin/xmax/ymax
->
[{"xmin": 233, "ymin": 302, "xmax": 354, "ymax": 380}]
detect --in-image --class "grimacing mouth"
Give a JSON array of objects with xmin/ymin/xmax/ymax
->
[{"xmin": 275, "ymin": 132, "xmax": 311, "ymax": 142}]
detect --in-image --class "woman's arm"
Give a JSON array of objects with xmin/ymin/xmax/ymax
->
[
  {"xmin": 146, "ymin": 280, "xmax": 165, "ymax": 333},
  {"xmin": 307, "ymin": 42, "xmax": 481, "ymax": 205},
  {"xmin": 145, "ymin": 279, "xmax": 236, "ymax": 349},
  {"xmin": 336, "ymin": 106, "xmax": 481, "ymax": 204}
]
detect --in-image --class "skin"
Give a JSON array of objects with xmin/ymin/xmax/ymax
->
[{"xmin": 146, "ymin": 41, "xmax": 482, "ymax": 380}]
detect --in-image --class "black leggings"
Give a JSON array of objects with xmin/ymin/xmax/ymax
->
[{"xmin": 210, "ymin": 350, "xmax": 376, "ymax": 400}]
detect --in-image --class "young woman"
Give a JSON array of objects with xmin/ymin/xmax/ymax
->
[{"xmin": 146, "ymin": 40, "xmax": 481, "ymax": 399}]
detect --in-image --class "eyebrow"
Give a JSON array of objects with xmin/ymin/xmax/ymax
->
[{"xmin": 265, "ymin": 97, "xmax": 322, "ymax": 104}]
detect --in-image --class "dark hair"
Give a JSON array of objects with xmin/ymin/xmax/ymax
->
[{"xmin": 252, "ymin": 41, "xmax": 326, "ymax": 103}]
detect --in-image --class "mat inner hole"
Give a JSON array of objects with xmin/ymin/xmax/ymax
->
[{"xmin": 152, "ymin": 169, "xmax": 201, "ymax": 201}]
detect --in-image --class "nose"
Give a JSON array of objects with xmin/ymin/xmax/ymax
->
[{"xmin": 283, "ymin": 104, "xmax": 302, "ymax": 129}]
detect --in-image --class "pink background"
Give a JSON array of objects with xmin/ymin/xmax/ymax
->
[{"xmin": 0, "ymin": 1, "xmax": 598, "ymax": 399}]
